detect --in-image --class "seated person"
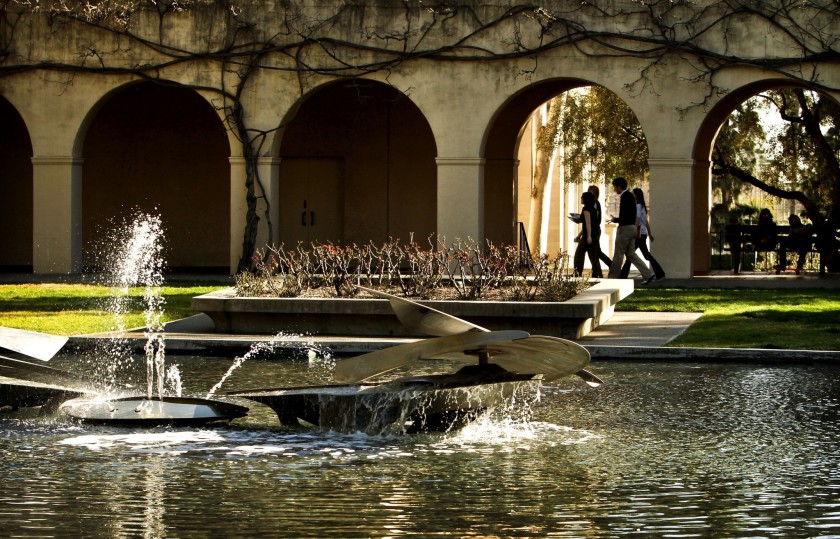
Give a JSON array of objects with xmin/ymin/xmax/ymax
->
[
  {"xmin": 752, "ymin": 208, "xmax": 778, "ymax": 252},
  {"xmin": 814, "ymin": 221, "xmax": 840, "ymax": 274},
  {"xmin": 779, "ymin": 214, "xmax": 812, "ymax": 274},
  {"xmin": 725, "ymin": 217, "xmax": 743, "ymax": 274}
]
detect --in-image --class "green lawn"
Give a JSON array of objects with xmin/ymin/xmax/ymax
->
[
  {"xmin": 1, "ymin": 283, "xmax": 839, "ymax": 350},
  {"xmin": 0, "ymin": 282, "xmax": 229, "ymax": 336},
  {"xmin": 616, "ymin": 288, "xmax": 840, "ymax": 350}
]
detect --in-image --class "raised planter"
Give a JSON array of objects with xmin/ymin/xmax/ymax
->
[{"xmin": 192, "ymin": 279, "xmax": 634, "ymax": 339}]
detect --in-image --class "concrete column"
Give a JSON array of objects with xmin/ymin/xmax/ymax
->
[
  {"xmin": 693, "ymin": 159, "xmax": 713, "ymax": 273},
  {"xmin": 436, "ymin": 157, "xmax": 484, "ymax": 244},
  {"xmin": 229, "ymin": 157, "xmax": 248, "ymax": 273},
  {"xmin": 255, "ymin": 157, "xmax": 280, "ymax": 250},
  {"xmin": 229, "ymin": 156, "xmax": 281, "ymax": 273},
  {"xmin": 648, "ymin": 158, "xmax": 706, "ymax": 278},
  {"xmin": 31, "ymin": 156, "xmax": 82, "ymax": 274},
  {"xmin": 483, "ymin": 158, "xmax": 517, "ymax": 245}
]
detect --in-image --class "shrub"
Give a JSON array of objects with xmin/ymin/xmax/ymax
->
[{"xmin": 234, "ymin": 237, "xmax": 590, "ymax": 302}]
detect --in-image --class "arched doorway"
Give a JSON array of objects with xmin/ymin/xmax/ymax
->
[
  {"xmin": 82, "ymin": 81, "xmax": 230, "ymax": 271},
  {"xmin": 483, "ymin": 81, "xmax": 649, "ymax": 260},
  {"xmin": 693, "ymin": 81, "xmax": 839, "ymax": 274},
  {"xmin": 0, "ymin": 96, "xmax": 33, "ymax": 271},
  {"xmin": 277, "ymin": 80, "xmax": 437, "ymax": 247}
]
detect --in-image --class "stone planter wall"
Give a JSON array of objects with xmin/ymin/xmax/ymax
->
[{"xmin": 191, "ymin": 279, "xmax": 634, "ymax": 339}]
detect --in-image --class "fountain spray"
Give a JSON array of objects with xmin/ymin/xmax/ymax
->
[{"xmin": 103, "ymin": 212, "xmax": 168, "ymax": 398}]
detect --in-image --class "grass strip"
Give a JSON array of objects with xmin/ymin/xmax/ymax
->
[
  {"xmin": 1, "ymin": 283, "xmax": 838, "ymax": 350},
  {"xmin": 0, "ymin": 282, "xmax": 228, "ymax": 336},
  {"xmin": 616, "ymin": 287, "xmax": 840, "ymax": 350}
]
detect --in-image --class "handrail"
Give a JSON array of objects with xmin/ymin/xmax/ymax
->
[{"xmin": 517, "ymin": 222, "xmax": 531, "ymax": 269}]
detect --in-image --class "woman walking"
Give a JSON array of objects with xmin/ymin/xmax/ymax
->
[
  {"xmin": 573, "ymin": 191, "xmax": 604, "ymax": 278},
  {"xmin": 620, "ymin": 188, "xmax": 665, "ymax": 284}
]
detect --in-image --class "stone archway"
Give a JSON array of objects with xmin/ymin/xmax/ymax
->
[
  {"xmin": 277, "ymin": 80, "xmax": 437, "ymax": 247},
  {"xmin": 483, "ymin": 80, "xmax": 649, "ymax": 256},
  {"xmin": 690, "ymin": 80, "xmax": 834, "ymax": 273},
  {"xmin": 0, "ymin": 96, "xmax": 33, "ymax": 271},
  {"xmin": 81, "ymin": 81, "xmax": 230, "ymax": 271},
  {"xmin": 483, "ymin": 81, "xmax": 579, "ymax": 247}
]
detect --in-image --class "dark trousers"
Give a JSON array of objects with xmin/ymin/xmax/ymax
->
[
  {"xmin": 573, "ymin": 237, "xmax": 606, "ymax": 278},
  {"xmin": 779, "ymin": 238, "xmax": 811, "ymax": 271},
  {"xmin": 599, "ymin": 250, "xmax": 612, "ymax": 267},
  {"xmin": 620, "ymin": 234, "xmax": 665, "ymax": 279}
]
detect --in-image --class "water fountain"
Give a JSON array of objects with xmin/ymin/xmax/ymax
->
[
  {"xmin": 206, "ymin": 333, "xmax": 333, "ymax": 399},
  {"xmin": 56, "ymin": 212, "xmax": 248, "ymax": 425},
  {"xmin": 6, "ymin": 231, "xmax": 840, "ymax": 537},
  {"xmin": 1, "ymin": 215, "xmax": 597, "ymax": 432}
]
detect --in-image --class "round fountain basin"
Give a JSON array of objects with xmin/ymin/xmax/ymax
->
[{"xmin": 60, "ymin": 396, "xmax": 249, "ymax": 426}]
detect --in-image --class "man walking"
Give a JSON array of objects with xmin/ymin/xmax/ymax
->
[{"xmin": 607, "ymin": 177, "xmax": 655, "ymax": 283}]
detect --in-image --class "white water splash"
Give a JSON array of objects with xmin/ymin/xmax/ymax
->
[
  {"xmin": 206, "ymin": 340, "xmax": 279, "ymax": 398},
  {"xmin": 94, "ymin": 212, "xmax": 168, "ymax": 396},
  {"xmin": 59, "ymin": 430, "xmax": 225, "ymax": 452},
  {"xmin": 165, "ymin": 364, "xmax": 182, "ymax": 397},
  {"xmin": 205, "ymin": 333, "xmax": 334, "ymax": 398}
]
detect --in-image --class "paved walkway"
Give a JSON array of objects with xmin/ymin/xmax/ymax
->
[
  {"xmin": 578, "ymin": 311, "xmax": 702, "ymax": 347},
  {"xmin": 646, "ymin": 272, "xmax": 840, "ymax": 289}
]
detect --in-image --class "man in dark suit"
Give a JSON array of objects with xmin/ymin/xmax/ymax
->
[{"xmin": 607, "ymin": 177, "xmax": 654, "ymax": 282}]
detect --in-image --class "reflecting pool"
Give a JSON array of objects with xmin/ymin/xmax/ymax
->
[{"xmin": 2, "ymin": 358, "xmax": 840, "ymax": 538}]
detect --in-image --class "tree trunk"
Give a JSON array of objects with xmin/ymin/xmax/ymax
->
[
  {"xmin": 526, "ymin": 97, "xmax": 562, "ymax": 254},
  {"xmin": 527, "ymin": 143, "xmax": 553, "ymax": 253}
]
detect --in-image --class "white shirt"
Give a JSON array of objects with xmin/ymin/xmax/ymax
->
[{"xmin": 636, "ymin": 204, "xmax": 648, "ymax": 236}]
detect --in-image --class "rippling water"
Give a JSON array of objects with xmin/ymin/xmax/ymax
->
[{"xmin": 2, "ymin": 357, "xmax": 840, "ymax": 538}]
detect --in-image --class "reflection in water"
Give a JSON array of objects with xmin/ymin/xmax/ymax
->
[
  {"xmin": 142, "ymin": 454, "xmax": 167, "ymax": 539},
  {"xmin": 2, "ymin": 359, "xmax": 840, "ymax": 537}
]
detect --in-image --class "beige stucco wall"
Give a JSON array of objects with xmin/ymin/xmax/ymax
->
[{"xmin": 0, "ymin": 2, "xmax": 837, "ymax": 276}]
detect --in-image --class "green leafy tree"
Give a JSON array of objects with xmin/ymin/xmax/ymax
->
[
  {"xmin": 710, "ymin": 99, "xmax": 764, "ymax": 229},
  {"xmin": 526, "ymin": 87, "xmax": 647, "ymax": 252},
  {"xmin": 712, "ymin": 88, "xmax": 840, "ymax": 269},
  {"xmin": 762, "ymin": 89, "xmax": 840, "ymax": 220},
  {"xmin": 560, "ymin": 86, "xmax": 648, "ymax": 187}
]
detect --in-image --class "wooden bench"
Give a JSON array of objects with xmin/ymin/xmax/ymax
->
[{"xmin": 724, "ymin": 224, "xmax": 832, "ymax": 274}]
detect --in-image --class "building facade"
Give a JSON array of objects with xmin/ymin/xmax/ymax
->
[{"xmin": 0, "ymin": 1, "xmax": 837, "ymax": 277}]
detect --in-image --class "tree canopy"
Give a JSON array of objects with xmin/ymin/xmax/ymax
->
[
  {"xmin": 560, "ymin": 86, "xmax": 648, "ymax": 187},
  {"xmin": 713, "ymin": 88, "xmax": 840, "ymax": 227}
]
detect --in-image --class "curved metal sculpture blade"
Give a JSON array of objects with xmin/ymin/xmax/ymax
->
[
  {"xmin": 357, "ymin": 286, "xmax": 486, "ymax": 336},
  {"xmin": 333, "ymin": 330, "xmax": 530, "ymax": 383},
  {"xmin": 0, "ymin": 354, "xmax": 91, "ymax": 388},
  {"xmin": 60, "ymin": 396, "xmax": 249, "ymax": 426},
  {"xmin": 429, "ymin": 335, "xmax": 591, "ymax": 382},
  {"xmin": 0, "ymin": 326, "xmax": 68, "ymax": 361},
  {"xmin": 354, "ymin": 286, "xmax": 600, "ymax": 385},
  {"xmin": 575, "ymin": 368, "xmax": 604, "ymax": 387}
]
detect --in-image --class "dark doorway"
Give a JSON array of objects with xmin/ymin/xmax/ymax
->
[
  {"xmin": 82, "ymin": 82, "xmax": 230, "ymax": 271},
  {"xmin": 0, "ymin": 96, "xmax": 33, "ymax": 271},
  {"xmin": 278, "ymin": 80, "xmax": 437, "ymax": 246}
]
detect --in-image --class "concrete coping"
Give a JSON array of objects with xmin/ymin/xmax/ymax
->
[{"xmin": 190, "ymin": 278, "xmax": 635, "ymax": 339}]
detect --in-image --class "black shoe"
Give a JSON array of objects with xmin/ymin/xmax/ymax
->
[{"xmin": 640, "ymin": 274, "xmax": 656, "ymax": 285}]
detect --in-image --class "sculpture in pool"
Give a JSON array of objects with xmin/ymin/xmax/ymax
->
[{"xmin": 0, "ymin": 287, "xmax": 600, "ymax": 434}]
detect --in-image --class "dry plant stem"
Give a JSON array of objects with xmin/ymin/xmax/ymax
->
[{"xmin": 235, "ymin": 238, "xmax": 590, "ymax": 302}]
